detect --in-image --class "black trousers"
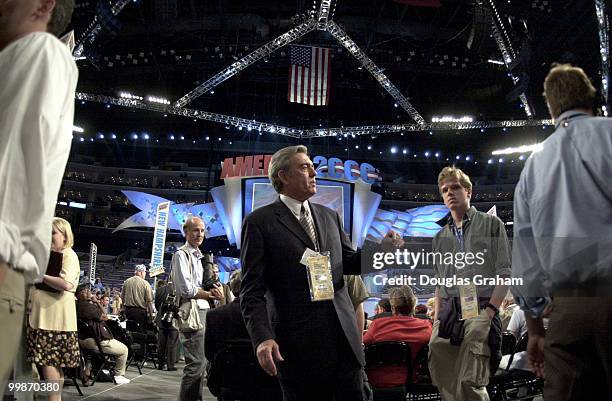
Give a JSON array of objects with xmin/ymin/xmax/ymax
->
[
  {"xmin": 157, "ymin": 328, "xmax": 179, "ymax": 368},
  {"xmin": 279, "ymin": 367, "xmax": 365, "ymax": 401}
]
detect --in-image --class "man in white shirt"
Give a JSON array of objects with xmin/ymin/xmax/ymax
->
[
  {"xmin": 171, "ymin": 216, "xmax": 223, "ymax": 401},
  {"xmin": 0, "ymin": 0, "xmax": 77, "ymax": 388}
]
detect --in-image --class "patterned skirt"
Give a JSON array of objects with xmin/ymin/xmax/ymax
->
[{"xmin": 26, "ymin": 326, "xmax": 81, "ymax": 368}]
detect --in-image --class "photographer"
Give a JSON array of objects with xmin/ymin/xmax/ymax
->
[
  {"xmin": 171, "ymin": 217, "xmax": 223, "ymax": 401},
  {"xmin": 154, "ymin": 280, "xmax": 178, "ymax": 371},
  {"xmin": 207, "ymin": 264, "xmax": 234, "ymax": 308}
]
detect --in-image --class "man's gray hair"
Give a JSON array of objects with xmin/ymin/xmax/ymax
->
[{"xmin": 268, "ymin": 145, "xmax": 308, "ymax": 193}]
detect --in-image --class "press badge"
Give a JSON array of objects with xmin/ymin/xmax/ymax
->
[
  {"xmin": 305, "ymin": 251, "xmax": 334, "ymax": 302},
  {"xmin": 459, "ymin": 284, "xmax": 479, "ymax": 320}
]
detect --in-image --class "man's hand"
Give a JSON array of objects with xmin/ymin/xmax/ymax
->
[
  {"xmin": 210, "ymin": 284, "xmax": 224, "ymax": 300},
  {"xmin": 0, "ymin": 262, "xmax": 8, "ymax": 287},
  {"xmin": 381, "ymin": 230, "xmax": 405, "ymax": 251},
  {"xmin": 527, "ymin": 333, "xmax": 545, "ymax": 378},
  {"xmin": 256, "ymin": 339, "xmax": 284, "ymax": 376}
]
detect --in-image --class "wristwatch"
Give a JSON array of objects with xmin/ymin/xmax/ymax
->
[{"xmin": 484, "ymin": 302, "xmax": 499, "ymax": 315}]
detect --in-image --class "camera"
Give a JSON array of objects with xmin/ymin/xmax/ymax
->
[
  {"xmin": 201, "ymin": 253, "xmax": 220, "ymax": 291},
  {"xmin": 160, "ymin": 294, "xmax": 179, "ymax": 328}
]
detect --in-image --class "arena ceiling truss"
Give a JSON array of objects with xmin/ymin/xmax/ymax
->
[{"xmin": 74, "ymin": 0, "xmax": 556, "ymax": 138}]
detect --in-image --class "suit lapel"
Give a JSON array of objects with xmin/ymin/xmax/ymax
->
[{"xmin": 273, "ymin": 198, "xmax": 317, "ymax": 250}]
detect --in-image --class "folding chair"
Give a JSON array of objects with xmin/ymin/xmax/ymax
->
[
  {"xmin": 105, "ymin": 318, "xmax": 142, "ymax": 375},
  {"xmin": 405, "ymin": 345, "xmax": 442, "ymax": 401},
  {"xmin": 364, "ymin": 341, "xmax": 414, "ymax": 401},
  {"xmin": 77, "ymin": 320, "xmax": 117, "ymax": 385},
  {"xmin": 488, "ymin": 332, "xmax": 544, "ymax": 401},
  {"xmin": 125, "ymin": 319, "xmax": 157, "ymax": 370}
]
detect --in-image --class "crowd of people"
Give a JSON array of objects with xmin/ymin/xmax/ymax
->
[{"xmin": 0, "ymin": 0, "xmax": 610, "ymax": 400}]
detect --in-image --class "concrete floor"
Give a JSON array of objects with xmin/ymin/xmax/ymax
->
[
  {"xmin": 62, "ymin": 362, "xmax": 216, "ymax": 401},
  {"xmin": 61, "ymin": 364, "xmax": 544, "ymax": 401}
]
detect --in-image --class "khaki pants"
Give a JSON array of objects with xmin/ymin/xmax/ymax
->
[
  {"xmin": 544, "ymin": 297, "xmax": 612, "ymax": 401},
  {"xmin": 0, "ymin": 268, "xmax": 26, "ymax": 391},
  {"xmin": 428, "ymin": 310, "xmax": 492, "ymax": 401},
  {"xmin": 79, "ymin": 338, "xmax": 129, "ymax": 376}
]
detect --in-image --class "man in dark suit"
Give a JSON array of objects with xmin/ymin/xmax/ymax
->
[{"xmin": 240, "ymin": 145, "xmax": 402, "ymax": 401}]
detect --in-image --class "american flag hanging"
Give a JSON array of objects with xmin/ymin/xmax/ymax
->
[{"xmin": 288, "ymin": 45, "xmax": 331, "ymax": 106}]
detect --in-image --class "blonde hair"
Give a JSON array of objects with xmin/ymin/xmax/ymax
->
[
  {"xmin": 544, "ymin": 63, "xmax": 596, "ymax": 119},
  {"xmin": 437, "ymin": 166, "xmax": 472, "ymax": 194},
  {"xmin": 53, "ymin": 217, "xmax": 74, "ymax": 249},
  {"xmin": 389, "ymin": 285, "xmax": 417, "ymax": 316},
  {"xmin": 268, "ymin": 145, "xmax": 308, "ymax": 193}
]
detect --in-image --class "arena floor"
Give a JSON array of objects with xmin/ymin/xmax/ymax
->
[{"xmin": 62, "ymin": 362, "xmax": 216, "ymax": 401}]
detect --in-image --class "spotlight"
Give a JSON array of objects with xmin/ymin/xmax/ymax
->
[
  {"xmin": 390, "ymin": 146, "xmax": 397, "ymax": 154},
  {"xmin": 131, "ymin": 133, "xmax": 138, "ymax": 140},
  {"xmin": 498, "ymin": 158, "xmax": 504, "ymax": 163},
  {"xmin": 424, "ymin": 151, "xmax": 430, "ymax": 157},
  {"xmin": 111, "ymin": 134, "xmax": 117, "ymax": 139},
  {"xmin": 488, "ymin": 159, "xmax": 493, "ymax": 164},
  {"xmin": 435, "ymin": 152, "xmax": 440, "ymax": 158},
  {"xmin": 73, "ymin": 125, "xmax": 84, "ymax": 133},
  {"xmin": 465, "ymin": 156, "xmax": 471, "ymax": 161},
  {"xmin": 180, "ymin": 136, "xmax": 185, "ymax": 140},
  {"xmin": 519, "ymin": 155, "xmax": 525, "ymax": 160},
  {"xmin": 402, "ymin": 149, "xmax": 407, "ymax": 154},
  {"xmin": 169, "ymin": 135, "xmax": 175, "ymax": 140},
  {"xmin": 455, "ymin": 155, "xmax": 460, "ymax": 160},
  {"xmin": 97, "ymin": 133, "xmax": 104, "ymax": 139},
  {"xmin": 79, "ymin": 137, "xmax": 84, "ymax": 142},
  {"xmin": 367, "ymin": 145, "xmax": 372, "ymax": 150},
  {"xmin": 142, "ymin": 133, "xmax": 150, "ymax": 140},
  {"xmin": 206, "ymin": 136, "xmax": 210, "ymax": 140}
]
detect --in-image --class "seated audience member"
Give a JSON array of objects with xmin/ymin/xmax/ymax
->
[
  {"xmin": 499, "ymin": 294, "xmax": 519, "ymax": 331},
  {"xmin": 364, "ymin": 286, "xmax": 432, "ymax": 388},
  {"xmin": 112, "ymin": 292, "xmax": 123, "ymax": 315},
  {"xmin": 100, "ymin": 294, "xmax": 112, "ymax": 315},
  {"xmin": 425, "ymin": 297, "xmax": 435, "ymax": 320},
  {"xmin": 371, "ymin": 298, "xmax": 392, "ymax": 320},
  {"xmin": 414, "ymin": 304, "xmax": 430, "ymax": 321},
  {"xmin": 498, "ymin": 308, "xmax": 549, "ymax": 372},
  {"xmin": 76, "ymin": 285, "xmax": 130, "ymax": 384}
]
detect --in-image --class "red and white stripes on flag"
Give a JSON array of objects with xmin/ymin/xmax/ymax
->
[{"xmin": 288, "ymin": 45, "xmax": 331, "ymax": 106}]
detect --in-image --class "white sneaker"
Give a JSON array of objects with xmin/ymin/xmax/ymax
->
[{"xmin": 114, "ymin": 375, "xmax": 131, "ymax": 384}]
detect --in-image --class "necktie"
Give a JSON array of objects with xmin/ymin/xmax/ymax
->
[{"xmin": 300, "ymin": 205, "xmax": 319, "ymax": 251}]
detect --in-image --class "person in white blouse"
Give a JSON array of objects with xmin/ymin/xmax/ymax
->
[{"xmin": 0, "ymin": 0, "xmax": 77, "ymax": 389}]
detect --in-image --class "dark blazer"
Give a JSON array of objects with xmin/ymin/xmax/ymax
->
[
  {"xmin": 240, "ymin": 197, "xmax": 364, "ymax": 381},
  {"xmin": 204, "ymin": 298, "xmax": 251, "ymax": 362}
]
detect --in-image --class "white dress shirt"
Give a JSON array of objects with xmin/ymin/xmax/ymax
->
[
  {"xmin": 0, "ymin": 32, "xmax": 78, "ymax": 283},
  {"xmin": 280, "ymin": 194, "xmax": 313, "ymax": 221}
]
